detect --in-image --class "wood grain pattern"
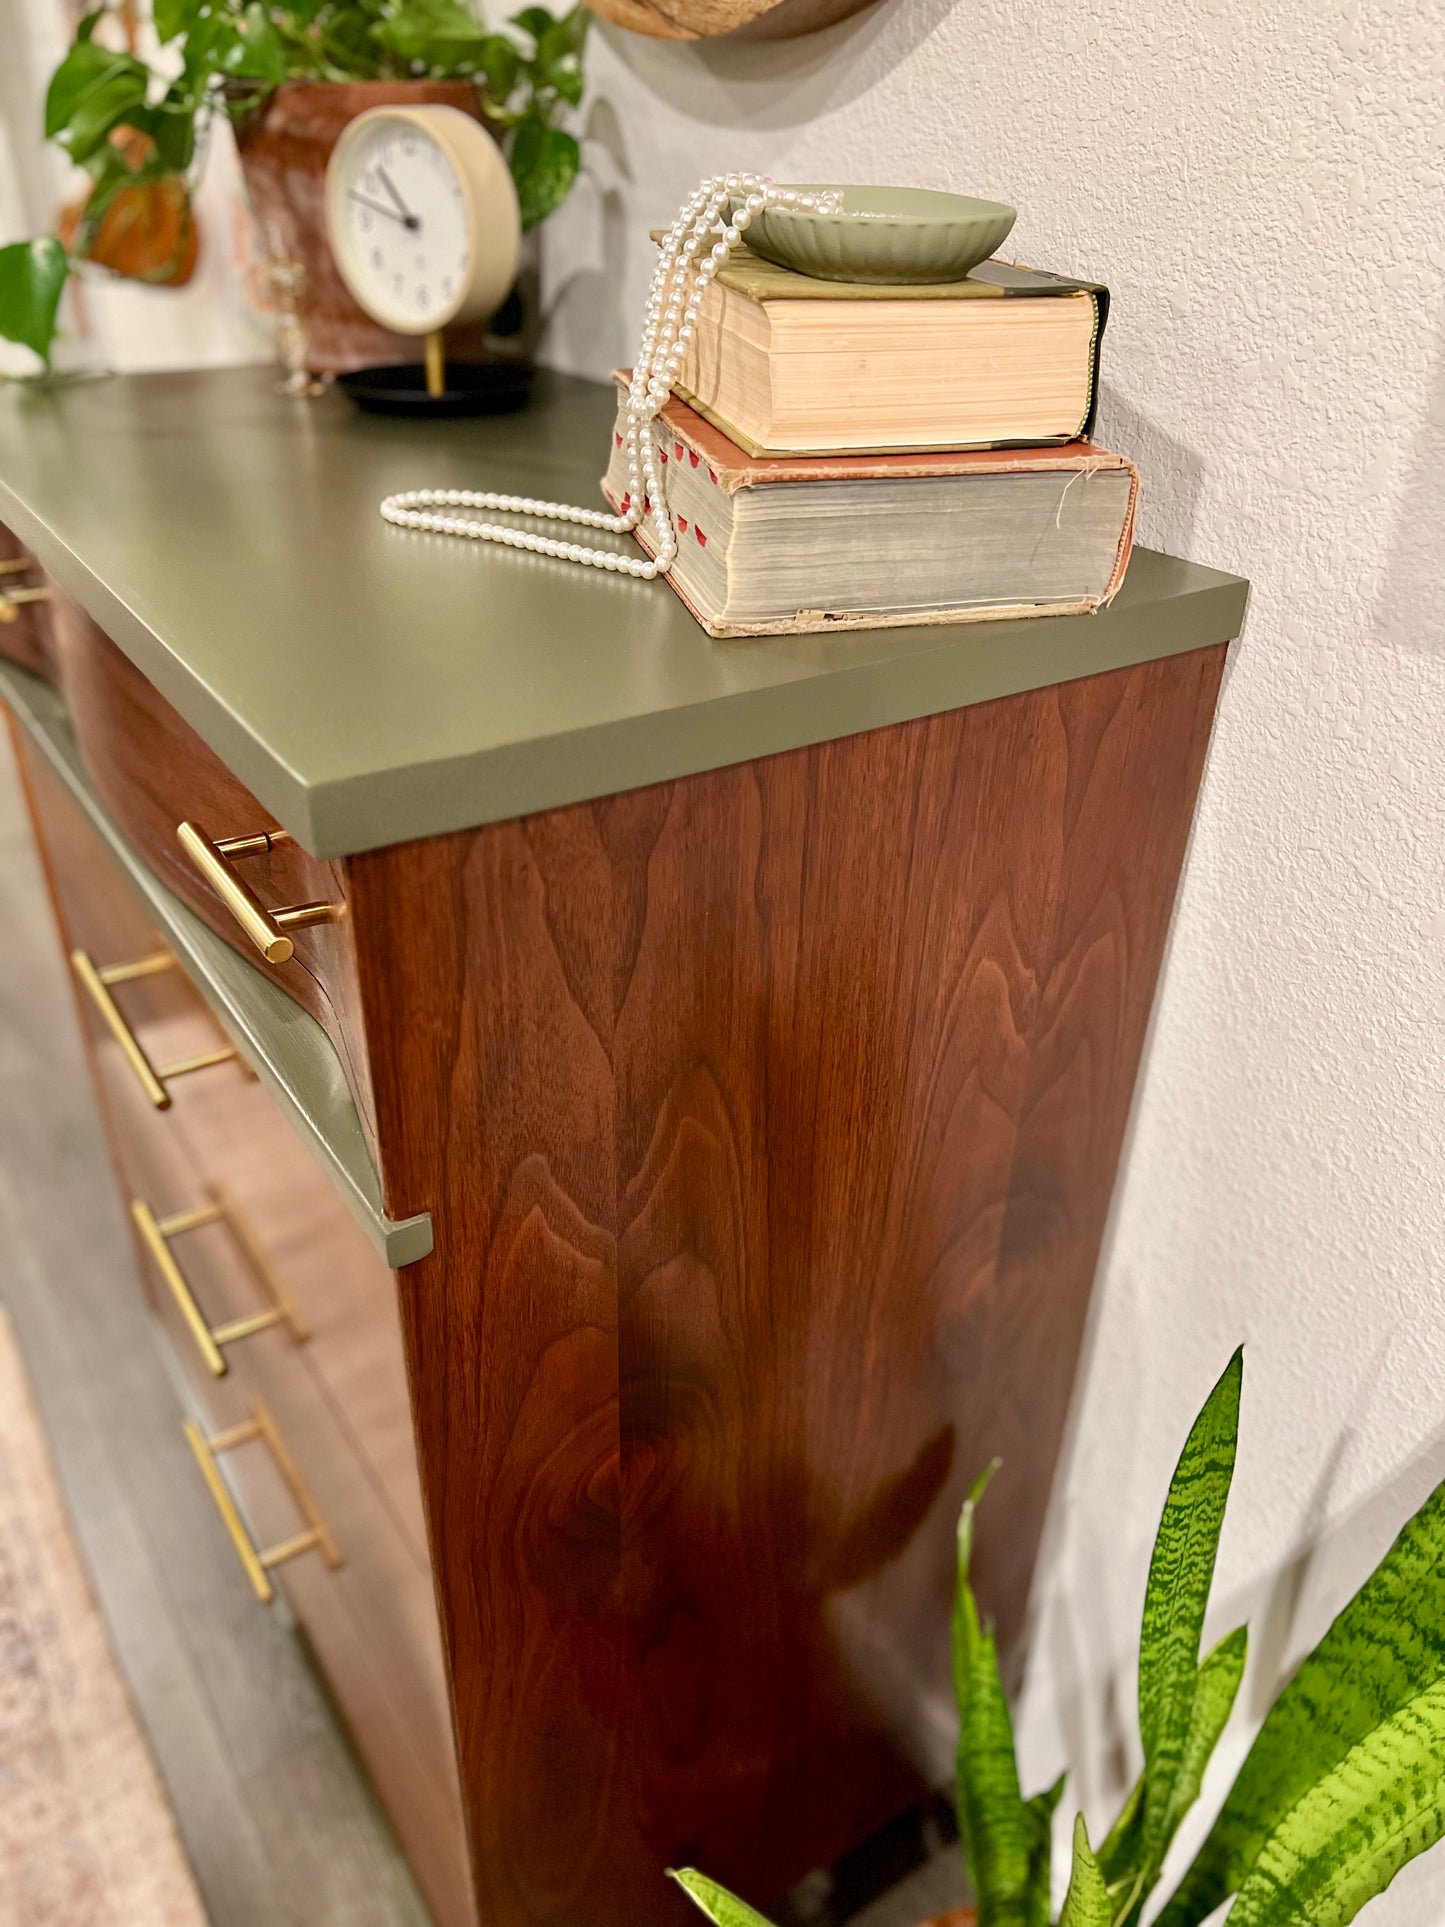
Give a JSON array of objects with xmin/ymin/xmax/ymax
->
[
  {"xmin": 581, "ymin": 0, "xmax": 880, "ymax": 41},
  {"xmin": 47, "ymin": 594, "xmax": 380, "ymax": 1154},
  {"xmin": 348, "ymin": 642, "xmax": 1227, "ymax": 1925}
]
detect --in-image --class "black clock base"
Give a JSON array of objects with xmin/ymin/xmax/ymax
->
[{"xmin": 336, "ymin": 358, "xmax": 534, "ymax": 418}]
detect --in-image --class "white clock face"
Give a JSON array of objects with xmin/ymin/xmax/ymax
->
[{"xmin": 331, "ymin": 117, "xmax": 473, "ymax": 332}]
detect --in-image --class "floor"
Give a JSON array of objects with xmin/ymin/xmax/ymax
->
[{"xmin": 0, "ymin": 729, "xmax": 967, "ymax": 1927}]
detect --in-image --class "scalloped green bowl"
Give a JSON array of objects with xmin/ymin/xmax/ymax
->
[{"xmin": 735, "ymin": 184, "xmax": 1017, "ymax": 286}]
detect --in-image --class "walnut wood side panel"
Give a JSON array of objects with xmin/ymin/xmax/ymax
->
[
  {"xmin": 47, "ymin": 595, "xmax": 379, "ymax": 1153},
  {"xmin": 346, "ymin": 643, "xmax": 1227, "ymax": 1925}
]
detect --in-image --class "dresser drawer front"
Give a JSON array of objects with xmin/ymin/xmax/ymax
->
[
  {"xmin": 0, "ymin": 521, "xmax": 56, "ymax": 679},
  {"xmin": 10, "ymin": 723, "xmax": 474, "ymax": 1927},
  {"xmin": 48, "ymin": 592, "xmax": 378, "ymax": 1153}
]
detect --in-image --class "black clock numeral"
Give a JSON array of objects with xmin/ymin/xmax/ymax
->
[
  {"xmin": 402, "ymin": 137, "xmax": 417, "ymax": 157},
  {"xmin": 442, "ymin": 277, "xmax": 454, "ymax": 299},
  {"xmin": 357, "ymin": 208, "xmax": 372, "ymax": 233},
  {"xmin": 393, "ymin": 273, "xmax": 405, "ymax": 295},
  {"xmin": 371, "ymin": 247, "xmax": 384, "ymax": 270},
  {"xmin": 416, "ymin": 286, "xmax": 430, "ymax": 310}
]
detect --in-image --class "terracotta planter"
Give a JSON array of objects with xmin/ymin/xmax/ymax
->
[
  {"xmin": 918, "ymin": 1912, "xmax": 976, "ymax": 1927},
  {"xmin": 232, "ymin": 79, "xmax": 501, "ymax": 375}
]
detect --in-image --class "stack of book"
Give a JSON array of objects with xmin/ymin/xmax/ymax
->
[{"xmin": 602, "ymin": 246, "xmax": 1136, "ymax": 639}]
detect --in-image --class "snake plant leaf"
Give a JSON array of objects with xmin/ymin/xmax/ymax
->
[
  {"xmin": 1224, "ymin": 1675, "xmax": 1445, "ymax": 1927},
  {"xmin": 1023, "ymin": 1773, "xmax": 1065, "ymax": 1927},
  {"xmin": 1158, "ymin": 1475, "xmax": 1445, "ymax": 1927},
  {"xmin": 1059, "ymin": 1815, "xmax": 1113, "ymax": 1927},
  {"xmin": 1138, "ymin": 1349, "xmax": 1243, "ymax": 1867},
  {"xmin": 1162, "ymin": 1623, "xmax": 1248, "ymax": 1844},
  {"xmin": 958, "ymin": 1618, "xmax": 1033, "ymax": 1925},
  {"xmin": 668, "ymin": 1870, "xmax": 775, "ymax": 1927},
  {"xmin": 952, "ymin": 1463, "xmax": 1036, "ymax": 1923},
  {"xmin": 952, "ymin": 1462, "xmax": 1001, "ymax": 1715},
  {"xmin": 1096, "ymin": 1769, "xmax": 1143, "ymax": 1889}
]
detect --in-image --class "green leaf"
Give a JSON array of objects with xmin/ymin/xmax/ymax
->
[
  {"xmin": 144, "ymin": 95, "xmax": 199, "ymax": 173},
  {"xmin": 509, "ymin": 4, "xmax": 556, "ymax": 45},
  {"xmin": 1162, "ymin": 1623, "xmax": 1247, "ymax": 1843},
  {"xmin": 1158, "ymin": 1475, "xmax": 1445, "ymax": 1927},
  {"xmin": 370, "ymin": 0, "xmax": 492, "ymax": 66},
  {"xmin": 0, "ymin": 237, "xmax": 69, "ymax": 370},
  {"xmin": 1096, "ymin": 1770, "xmax": 1143, "ymax": 1890},
  {"xmin": 1225, "ymin": 1675, "xmax": 1445, "ymax": 1927},
  {"xmin": 958, "ymin": 1618, "xmax": 1032, "ymax": 1925},
  {"xmin": 951, "ymin": 1465, "xmax": 1037, "ymax": 1926},
  {"xmin": 153, "ymin": 0, "xmax": 205, "ymax": 43},
  {"xmin": 474, "ymin": 32, "xmax": 520, "ymax": 100},
  {"xmin": 1023, "ymin": 1773, "xmax": 1065, "ymax": 1927},
  {"xmin": 218, "ymin": 3, "xmax": 287, "ymax": 83},
  {"xmin": 1138, "ymin": 1348, "xmax": 1243, "ymax": 1868},
  {"xmin": 667, "ymin": 1870, "xmax": 775, "ymax": 1927},
  {"xmin": 45, "ymin": 40, "xmax": 150, "ymax": 162},
  {"xmin": 1059, "ymin": 1815, "xmax": 1113, "ymax": 1927},
  {"xmin": 532, "ymin": 3, "xmax": 588, "ymax": 92},
  {"xmin": 507, "ymin": 114, "xmax": 578, "ymax": 229}
]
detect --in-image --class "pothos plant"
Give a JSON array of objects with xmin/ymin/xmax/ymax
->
[
  {"xmin": 0, "ymin": 0, "xmax": 588, "ymax": 374},
  {"xmin": 673, "ymin": 1348, "xmax": 1445, "ymax": 1927}
]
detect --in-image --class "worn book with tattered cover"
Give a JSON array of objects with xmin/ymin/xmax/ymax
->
[
  {"xmin": 602, "ymin": 376, "xmax": 1137, "ymax": 639},
  {"xmin": 667, "ymin": 246, "xmax": 1110, "ymax": 457}
]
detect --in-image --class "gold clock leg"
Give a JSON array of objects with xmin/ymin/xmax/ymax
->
[{"xmin": 424, "ymin": 331, "xmax": 446, "ymax": 400}]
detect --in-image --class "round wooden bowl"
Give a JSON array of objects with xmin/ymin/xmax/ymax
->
[{"xmin": 581, "ymin": 0, "xmax": 881, "ymax": 41}]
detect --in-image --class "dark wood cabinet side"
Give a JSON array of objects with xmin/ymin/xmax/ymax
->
[{"xmin": 346, "ymin": 642, "xmax": 1227, "ymax": 1927}]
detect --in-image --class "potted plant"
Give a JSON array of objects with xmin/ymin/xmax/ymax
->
[
  {"xmin": 673, "ymin": 1347, "xmax": 1445, "ymax": 1926},
  {"xmin": 1, "ymin": 0, "xmax": 589, "ymax": 375}
]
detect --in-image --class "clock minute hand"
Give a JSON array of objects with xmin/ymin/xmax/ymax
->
[
  {"xmin": 376, "ymin": 165, "xmax": 421, "ymax": 231},
  {"xmin": 347, "ymin": 191, "xmax": 420, "ymax": 232}
]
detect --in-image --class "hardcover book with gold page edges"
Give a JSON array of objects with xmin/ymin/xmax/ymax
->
[
  {"xmin": 602, "ymin": 377, "xmax": 1137, "ymax": 639},
  {"xmin": 669, "ymin": 247, "xmax": 1110, "ymax": 457}
]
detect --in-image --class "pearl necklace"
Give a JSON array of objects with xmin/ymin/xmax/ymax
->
[{"xmin": 379, "ymin": 173, "xmax": 841, "ymax": 576}]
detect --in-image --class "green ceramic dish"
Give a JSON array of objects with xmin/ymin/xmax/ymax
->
[{"xmin": 735, "ymin": 184, "xmax": 1017, "ymax": 286}]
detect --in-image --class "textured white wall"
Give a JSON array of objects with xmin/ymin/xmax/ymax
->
[{"xmin": 538, "ymin": 0, "xmax": 1445, "ymax": 1914}]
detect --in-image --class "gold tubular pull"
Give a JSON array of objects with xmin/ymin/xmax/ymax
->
[
  {"xmin": 132, "ymin": 1189, "xmax": 307, "ymax": 1377},
  {"xmin": 176, "ymin": 821, "xmax": 341, "ymax": 966},
  {"xmin": 0, "ymin": 586, "xmax": 52, "ymax": 623},
  {"xmin": 182, "ymin": 1400, "xmax": 341, "ymax": 1605},
  {"xmin": 70, "ymin": 948, "xmax": 238, "ymax": 1109},
  {"xmin": 0, "ymin": 556, "xmax": 38, "ymax": 576}
]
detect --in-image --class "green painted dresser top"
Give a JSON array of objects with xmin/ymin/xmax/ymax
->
[{"xmin": 0, "ymin": 366, "xmax": 1248, "ymax": 858}]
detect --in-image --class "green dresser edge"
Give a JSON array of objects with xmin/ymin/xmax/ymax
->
[{"xmin": 0, "ymin": 658, "xmax": 432, "ymax": 1270}]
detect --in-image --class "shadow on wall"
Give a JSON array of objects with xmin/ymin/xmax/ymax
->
[
  {"xmin": 595, "ymin": 0, "xmax": 955, "ymax": 132},
  {"xmin": 1094, "ymin": 381, "xmax": 1204, "ymax": 562},
  {"xmin": 1375, "ymin": 299, "xmax": 1445, "ymax": 658}
]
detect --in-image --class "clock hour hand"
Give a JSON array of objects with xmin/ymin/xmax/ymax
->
[
  {"xmin": 348, "ymin": 190, "xmax": 420, "ymax": 232},
  {"xmin": 376, "ymin": 164, "xmax": 421, "ymax": 231}
]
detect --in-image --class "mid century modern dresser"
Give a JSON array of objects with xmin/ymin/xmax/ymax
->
[{"xmin": 0, "ymin": 368, "xmax": 1247, "ymax": 1927}]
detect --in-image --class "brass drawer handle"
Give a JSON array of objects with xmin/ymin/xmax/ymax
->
[
  {"xmin": 0, "ymin": 556, "xmax": 39, "ymax": 576},
  {"xmin": 70, "ymin": 948, "xmax": 237, "ymax": 1109},
  {"xmin": 132, "ymin": 1189, "xmax": 307, "ymax": 1377},
  {"xmin": 0, "ymin": 586, "xmax": 52, "ymax": 623},
  {"xmin": 177, "ymin": 821, "xmax": 341, "ymax": 966},
  {"xmin": 182, "ymin": 1400, "xmax": 341, "ymax": 1605}
]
